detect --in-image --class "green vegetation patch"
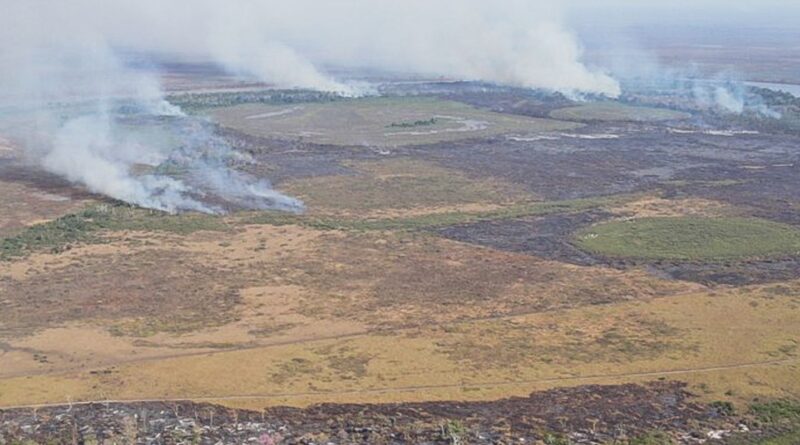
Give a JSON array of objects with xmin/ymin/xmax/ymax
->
[
  {"xmin": 0, "ymin": 204, "xmax": 228, "ymax": 261},
  {"xmin": 574, "ymin": 217, "xmax": 800, "ymax": 261},
  {"xmin": 751, "ymin": 400, "xmax": 800, "ymax": 424},
  {"xmin": 750, "ymin": 430, "xmax": 800, "ymax": 445},
  {"xmin": 387, "ymin": 117, "xmax": 438, "ymax": 128},
  {"xmin": 550, "ymin": 102, "xmax": 691, "ymax": 122},
  {"xmin": 246, "ymin": 195, "xmax": 633, "ymax": 232},
  {"xmin": 109, "ymin": 314, "xmax": 236, "ymax": 338},
  {"xmin": 721, "ymin": 400, "xmax": 800, "ymax": 445},
  {"xmin": 167, "ymin": 89, "xmax": 344, "ymax": 113}
]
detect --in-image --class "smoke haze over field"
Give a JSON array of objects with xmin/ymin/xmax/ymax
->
[
  {"xmin": 0, "ymin": 0, "xmax": 622, "ymax": 212},
  {"xmin": 1, "ymin": 1, "xmax": 797, "ymax": 211}
]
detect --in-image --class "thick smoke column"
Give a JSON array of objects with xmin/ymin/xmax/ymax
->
[{"xmin": 0, "ymin": 1, "xmax": 303, "ymax": 213}]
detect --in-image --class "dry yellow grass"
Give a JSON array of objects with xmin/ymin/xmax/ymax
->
[
  {"xmin": 1, "ymin": 283, "xmax": 797, "ymax": 409},
  {"xmin": 282, "ymin": 158, "xmax": 532, "ymax": 217},
  {"xmin": 609, "ymin": 195, "xmax": 734, "ymax": 219}
]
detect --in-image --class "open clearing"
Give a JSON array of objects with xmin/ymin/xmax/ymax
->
[{"xmin": 210, "ymin": 96, "xmax": 580, "ymax": 146}]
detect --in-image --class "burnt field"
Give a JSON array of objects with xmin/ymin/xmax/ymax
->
[
  {"xmin": 0, "ymin": 382, "xmax": 765, "ymax": 444},
  {"xmin": 227, "ymin": 91, "xmax": 800, "ymax": 217},
  {"xmin": 220, "ymin": 90, "xmax": 800, "ymax": 286}
]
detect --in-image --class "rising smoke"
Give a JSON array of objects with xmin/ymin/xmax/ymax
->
[
  {"xmin": 105, "ymin": 0, "xmax": 621, "ymax": 97},
  {"xmin": 0, "ymin": 0, "xmax": 621, "ymax": 213}
]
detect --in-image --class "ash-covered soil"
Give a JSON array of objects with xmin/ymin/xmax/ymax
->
[
  {"xmin": 436, "ymin": 207, "xmax": 800, "ymax": 286},
  {"xmin": 0, "ymin": 161, "xmax": 98, "ymax": 204},
  {"xmin": 2, "ymin": 86, "xmax": 799, "ymax": 432},
  {"xmin": 0, "ymin": 382, "xmax": 741, "ymax": 445},
  {"xmin": 670, "ymin": 162, "xmax": 800, "ymax": 226},
  {"xmin": 412, "ymin": 125, "xmax": 800, "ymax": 202},
  {"xmin": 437, "ymin": 211, "xmax": 612, "ymax": 266}
]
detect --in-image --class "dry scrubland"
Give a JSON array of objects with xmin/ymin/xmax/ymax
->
[{"xmin": 1, "ymin": 96, "xmax": 799, "ymax": 443}]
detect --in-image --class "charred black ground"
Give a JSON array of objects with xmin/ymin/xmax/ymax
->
[{"xmin": 0, "ymin": 382, "xmax": 752, "ymax": 444}]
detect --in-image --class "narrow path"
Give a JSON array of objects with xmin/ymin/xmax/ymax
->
[{"xmin": 1, "ymin": 357, "xmax": 796, "ymax": 411}]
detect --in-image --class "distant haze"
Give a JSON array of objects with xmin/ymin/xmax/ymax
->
[{"xmin": 567, "ymin": 0, "xmax": 800, "ymax": 29}]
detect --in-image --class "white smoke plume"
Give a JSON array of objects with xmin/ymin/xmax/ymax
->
[
  {"xmin": 0, "ymin": 0, "xmax": 618, "ymax": 213},
  {"xmin": 0, "ymin": 1, "xmax": 306, "ymax": 213},
  {"xmin": 3, "ymin": 0, "xmax": 619, "ymax": 98}
]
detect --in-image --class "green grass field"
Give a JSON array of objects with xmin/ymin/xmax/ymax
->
[
  {"xmin": 550, "ymin": 102, "xmax": 691, "ymax": 122},
  {"xmin": 574, "ymin": 216, "xmax": 800, "ymax": 261}
]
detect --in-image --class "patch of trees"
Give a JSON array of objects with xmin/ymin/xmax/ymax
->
[
  {"xmin": 387, "ymin": 117, "xmax": 438, "ymax": 128},
  {"xmin": 167, "ymin": 89, "xmax": 344, "ymax": 112}
]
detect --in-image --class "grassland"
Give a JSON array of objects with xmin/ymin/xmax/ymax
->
[
  {"xmin": 210, "ymin": 96, "xmax": 580, "ymax": 146},
  {"xmin": 0, "ymin": 178, "xmax": 91, "ymax": 239},
  {"xmin": 282, "ymin": 159, "xmax": 527, "ymax": 214},
  {"xmin": 0, "ymin": 191, "xmax": 798, "ymax": 439},
  {"xmin": 550, "ymin": 102, "xmax": 691, "ymax": 122},
  {"xmin": 0, "ymin": 281, "xmax": 797, "ymax": 410},
  {"xmin": 575, "ymin": 216, "xmax": 800, "ymax": 261}
]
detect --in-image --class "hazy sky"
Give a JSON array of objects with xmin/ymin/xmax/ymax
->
[{"xmin": 567, "ymin": 0, "xmax": 800, "ymax": 28}]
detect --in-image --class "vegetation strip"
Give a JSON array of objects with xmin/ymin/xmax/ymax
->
[
  {"xmin": 245, "ymin": 195, "xmax": 635, "ymax": 231},
  {"xmin": 0, "ymin": 204, "xmax": 227, "ymax": 261},
  {"xmin": 166, "ymin": 89, "xmax": 345, "ymax": 113},
  {"xmin": 1, "ymin": 195, "xmax": 634, "ymax": 261}
]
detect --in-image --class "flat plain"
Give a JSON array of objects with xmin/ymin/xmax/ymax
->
[{"xmin": 2, "ymin": 83, "xmax": 800, "ymax": 444}]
